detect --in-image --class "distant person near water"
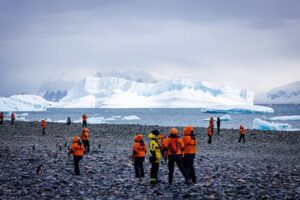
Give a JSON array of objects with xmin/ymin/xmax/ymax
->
[
  {"xmin": 131, "ymin": 134, "xmax": 146, "ymax": 179},
  {"xmin": 41, "ymin": 119, "xmax": 47, "ymax": 135},
  {"xmin": 0, "ymin": 112, "xmax": 4, "ymax": 125},
  {"xmin": 209, "ymin": 117, "xmax": 214, "ymax": 135},
  {"xmin": 10, "ymin": 112, "xmax": 15, "ymax": 125},
  {"xmin": 68, "ymin": 136, "xmax": 85, "ymax": 175},
  {"xmin": 183, "ymin": 126, "xmax": 197, "ymax": 184},
  {"xmin": 66, "ymin": 117, "xmax": 71, "ymax": 125},
  {"xmin": 239, "ymin": 125, "xmax": 246, "ymax": 143},
  {"xmin": 80, "ymin": 128, "xmax": 90, "ymax": 154},
  {"xmin": 217, "ymin": 117, "xmax": 221, "ymax": 134},
  {"xmin": 164, "ymin": 128, "xmax": 190, "ymax": 185},
  {"xmin": 148, "ymin": 130, "xmax": 162, "ymax": 184},
  {"xmin": 82, "ymin": 114, "xmax": 87, "ymax": 128},
  {"xmin": 208, "ymin": 125, "xmax": 213, "ymax": 144}
]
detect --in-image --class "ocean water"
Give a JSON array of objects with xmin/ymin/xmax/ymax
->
[{"xmin": 10, "ymin": 104, "xmax": 300, "ymax": 130}]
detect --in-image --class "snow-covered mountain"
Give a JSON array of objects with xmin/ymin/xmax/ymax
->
[
  {"xmin": 255, "ymin": 81, "xmax": 300, "ymax": 104},
  {"xmin": 0, "ymin": 95, "xmax": 51, "ymax": 111},
  {"xmin": 42, "ymin": 90, "xmax": 67, "ymax": 102},
  {"xmin": 56, "ymin": 76, "xmax": 272, "ymax": 112}
]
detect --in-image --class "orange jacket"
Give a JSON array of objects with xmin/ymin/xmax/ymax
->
[
  {"xmin": 133, "ymin": 142, "xmax": 147, "ymax": 157},
  {"xmin": 41, "ymin": 120, "xmax": 47, "ymax": 128},
  {"xmin": 209, "ymin": 117, "xmax": 214, "ymax": 128},
  {"xmin": 11, "ymin": 113, "xmax": 15, "ymax": 120},
  {"xmin": 82, "ymin": 114, "xmax": 87, "ymax": 121},
  {"xmin": 69, "ymin": 142, "xmax": 85, "ymax": 156},
  {"xmin": 183, "ymin": 126, "xmax": 197, "ymax": 154},
  {"xmin": 0, "ymin": 112, "xmax": 4, "ymax": 119},
  {"xmin": 81, "ymin": 131, "xmax": 89, "ymax": 141},
  {"xmin": 165, "ymin": 137, "xmax": 184, "ymax": 156},
  {"xmin": 208, "ymin": 126, "xmax": 213, "ymax": 136},
  {"xmin": 240, "ymin": 126, "xmax": 246, "ymax": 135}
]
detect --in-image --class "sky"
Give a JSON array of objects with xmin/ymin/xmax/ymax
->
[{"xmin": 0, "ymin": 0, "xmax": 299, "ymax": 96}]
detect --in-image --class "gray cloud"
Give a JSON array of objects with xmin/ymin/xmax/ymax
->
[{"xmin": 0, "ymin": 0, "xmax": 300, "ymax": 96}]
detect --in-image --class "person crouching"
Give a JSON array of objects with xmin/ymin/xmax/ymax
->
[
  {"xmin": 68, "ymin": 136, "xmax": 85, "ymax": 175},
  {"xmin": 132, "ymin": 134, "xmax": 147, "ymax": 179}
]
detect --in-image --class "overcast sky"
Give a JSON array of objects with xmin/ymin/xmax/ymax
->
[{"xmin": 0, "ymin": 0, "xmax": 299, "ymax": 96}]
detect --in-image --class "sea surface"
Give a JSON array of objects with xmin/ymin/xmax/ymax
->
[{"xmin": 10, "ymin": 104, "xmax": 300, "ymax": 129}]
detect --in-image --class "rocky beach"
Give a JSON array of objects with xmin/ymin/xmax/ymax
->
[{"xmin": 0, "ymin": 121, "xmax": 300, "ymax": 199}]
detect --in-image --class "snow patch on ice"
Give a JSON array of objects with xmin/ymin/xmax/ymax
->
[
  {"xmin": 122, "ymin": 115, "xmax": 141, "ymax": 120},
  {"xmin": 269, "ymin": 115, "xmax": 300, "ymax": 121},
  {"xmin": 253, "ymin": 118, "xmax": 299, "ymax": 131}
]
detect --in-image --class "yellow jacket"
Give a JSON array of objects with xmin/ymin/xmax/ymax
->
[{"xmin": 148, "ymin": 133, "xmax": 162, "ymax": 163}]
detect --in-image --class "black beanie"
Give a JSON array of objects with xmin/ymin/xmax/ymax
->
[{"xmin": 151, "ymin": 130, "xmax": 160, "ymax": 136}]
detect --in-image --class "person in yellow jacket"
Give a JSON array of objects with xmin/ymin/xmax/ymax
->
[
  {"xmin": 68, "ymin": 136, "xmax": 85, "ymax": 175},
  {"xmin": 163, "ymin": 128, "xmax": 190, "ymax": 185},
  {"xmin": 80, "ymin": 128, "xmax": 90, "ymax": 153},
  {"xmin": 132, "ymin": 134, "xmax": 147, "ymax": 178},
  {"xmin": 148, "ymin": 130, "xmax": 162, "ymax": 184},
  {"xmin": 183, "ymin": 126, "xmax": 197, "ymax": 183}
]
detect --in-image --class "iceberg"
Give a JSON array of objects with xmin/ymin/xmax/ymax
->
[
  {"xmin": 203, "ymin": 114, "xmax": 231, "ymax": 121},
  {"xmin": 253, "ymin": 118, "xmax": 299, "ymax": 131},
  {"xmin": 269, "ymin": 115, "xmax": 300, "ymax": 121},
  {"xmin": 122, "ymin": 115, "xmax": 141, "ymax": 120},
  {"xmin": 0, "ymin": 95, "xmax": 51, "ymax": 111}
]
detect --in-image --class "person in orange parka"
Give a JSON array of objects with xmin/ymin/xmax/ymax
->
[
  {"xmin": 183, "ymin": 126, "xmax": 197, "ymax": 183},
  {"xmin": 132, "ymin": 134, "xmax": 147, "ymax": 178},
  {"xmin": 82, "ymin": 114, "xmax": 88, "ymax": 128},
  {"xmin": 160, "ymin": 133, "xmax": 168, "ymax": 161},
  {"xmin": 163, "ymin": 128, "xmax": 190, "ymax": 185},
  {"xmin": 239, "ymin": 125, "xmax": 246, "ymax": 143},
  {"xmin": 0, "ymin": 112, "xmax": 4, "ymax": 125},
  {"xmin": 11, "ymin": 112, "xmax": 15, "ymax": 125},
  {"xmin": 68, "ymin": 136, "xmax": 85, "ymax": 175},
  {"xmin": 208, "ymin": 126, "xmax": 213, "ymax": 144},
  {"xmin": 41, "ymin": 119, "xmax": 47, "ymax": 135},
  {"xmin": 80, "ymin": 128, "xmax": 90, "ymax": 154},
  {"xmin": 209, "ymin": 117, "xmax": 214, "ymax": 134}
]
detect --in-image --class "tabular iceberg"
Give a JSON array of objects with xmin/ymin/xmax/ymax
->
[{"xmin": 253, "ymin": 118, "xmax": 299, "ymax": 131}]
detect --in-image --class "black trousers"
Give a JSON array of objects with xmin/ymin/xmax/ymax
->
[
  {"xmin": 82, "ymin": 121, "xmax": 87, "ymax": 128},
  {"xmin": 168, "ymin": 154, "xmax": 189, "ymax": 184},
  {"xmin": 42, "ymin": 128, "xmax": 45, "ymax": 135},
  {"xmin": 239, "ymin": 135, "xmax": 245, "ymax": 143},
  {"xmin": 134, "ymin": 157, "xmax": 145, "ymax": 178},
  {"xmin": 73, "ymin": 156, "xmax": 83, "ymax": 175},
  {"xmin": 0, "ymin": 119, "xmax": 3, "ymax": 124},
  {"xmin": 183, "ymin": 154, "xmax": 196, "ymax": 183},
  {"xmin": 82, "ymin": 140, "xmax": 90, "ymax": 153},
  {"xmin": 208, "ymin": 135, "xmax": 212, "ymax": 144},
  {"xmin": 11, "ymin": 119, "xmax": 14, "ymax": 125},
  {"xmin": 150, "ymin": 162, "xmax": 159, "ymax": 183},
  {"xmin": 217, "ymin": 125, "xmax": 220, "ymax": 133}
]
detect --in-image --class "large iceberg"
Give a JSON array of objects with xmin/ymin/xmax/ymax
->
[
  {"xmin": 269, "ymin": 115, "xmax": 300, "ymax": 121},
  {"xmin": 0, "ymin": 95, "xmax": 51, "ymax": 111},
  {"xmin": 56, "ymin": 77, "xmax": 272, "ymax": 112},
  {"xmin": 253, "ymin": 118, "xmax": 299, "ymax": 131}
]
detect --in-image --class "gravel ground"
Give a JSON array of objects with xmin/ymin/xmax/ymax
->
[{"xmin": 0, "ymin": 121, "xmax": 300, "ymax": 199}]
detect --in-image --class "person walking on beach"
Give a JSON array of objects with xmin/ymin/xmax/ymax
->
[
  {"xmin": 80, "ymin": 128, "xmax": 90, "ymax": 154},
  {"xmin": 82, "ymin": 114, "xmax": 87, "ymax": 128},
  {"xmin": 0, "ymin": 112, "xmax": 4, "ymax": 125},
  {"xmin": 66, "ymin": 117, "xmax": 71, "ymax": 125},
  {"xmin": 217, "ymin": 117, "xmax": 221, "ymax": 134},
  {"xmin": 68, "ymin": 136, "xmax": 85, "ymax": 175},
  {"xmin": 148, "ymin": 130, "xmax": 162, "ymax": 184},
  {"xmin": 208, "ymin": 125, "xmax": 213, "ymax": 144},
  {"xmin": 41, "ymin": 119, "xmax": 47, "ymax": 135},
  {"xmin": 183, "ymin": 126, "xmax": 197, "ymax": 184},
  {"xmin": 10, "ymin": 112, "xmax": 15, "ymax": 125},
  {"xmin": 131, "ymin": 134, "xmax": 147, "ymax": 179},
  {"xmin": 164, "ymin": 128, "xmax": 190, "ymax": 185},
  {"xmin": 238, "ymin": 125, "xmax": 246, "ymax": 143}
]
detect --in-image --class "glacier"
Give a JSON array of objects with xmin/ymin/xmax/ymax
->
[
  {"xmin": 0, "ymin": 95, "xmax": 51, "ymax": 111},
  {"xmin": 253, "ymin": 118, "xmax": 299, "ymax": 131},
  {"xmin": 56, "ymin": 76, "xmax": 273, "ymax": 112}
]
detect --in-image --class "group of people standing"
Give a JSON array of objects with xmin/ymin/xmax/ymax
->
[
  {"xmin": 0, "ymin": 112, "xmax": 16, "ymax": 125},
  {"xmin": 132, "ymin": 126, "xmax": 197, "ymax": 185}
]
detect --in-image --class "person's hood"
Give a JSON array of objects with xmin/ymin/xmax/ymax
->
[
  {"xmin": 148, "ymin": 133, "xmax": 158, "ymax": 139},
  {"xmin": 184, "ymin": 126, "xmax": 194, "ymax": 136}
]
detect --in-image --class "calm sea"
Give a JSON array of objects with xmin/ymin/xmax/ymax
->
[{"xmin": 12, "ymin": 104, "xmax": 300, "ymax": 129}]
